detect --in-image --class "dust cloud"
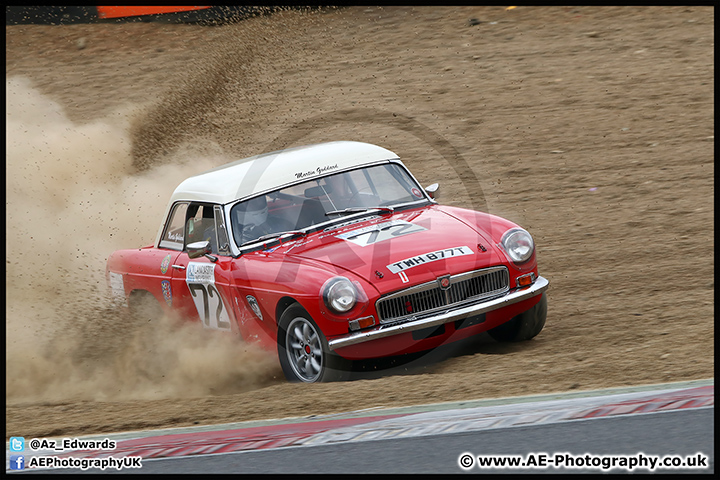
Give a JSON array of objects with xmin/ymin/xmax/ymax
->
[{"xmin": 5, "ymin": 77, "xmax": 281, "ymax": 405}]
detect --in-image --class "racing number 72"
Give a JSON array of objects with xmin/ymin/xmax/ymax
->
[{"xmin": 188, "ymin": 283, "xmax": 230, "ymax": 330}]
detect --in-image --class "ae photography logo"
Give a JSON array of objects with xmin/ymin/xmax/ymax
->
[{"xmin": 261, "ymin": 108, "xmax": 491, "ymax": 367}]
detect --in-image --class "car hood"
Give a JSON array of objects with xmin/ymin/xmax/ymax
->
[{"xmin": 273, "ymin": 205, "xmax": 509, "ymax": 294}]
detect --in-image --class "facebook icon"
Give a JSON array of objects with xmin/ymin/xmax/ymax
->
[{"xmin": 10, "ymin": 455, "xmax": 25, "ymax": 470}]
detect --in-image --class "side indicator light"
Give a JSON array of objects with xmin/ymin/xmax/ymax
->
[
  {"xmin": 349, "ymin": 315, "xmax": 376, "ymax": 332},
  {"xmin": 516, "ymin": 272, "xmax": 536, "ymax": 288}
]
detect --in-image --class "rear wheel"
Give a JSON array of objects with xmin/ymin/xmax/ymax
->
[
  {"xmin": 277, "ymin": 304, "xmax": 350, "ymax": 383},
  {"xmin": 488, "ymin": 293, "xmax": 547, "ymax": 342}
]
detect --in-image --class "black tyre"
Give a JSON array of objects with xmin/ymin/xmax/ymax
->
[
  {"xmin": 488, "ymin": 293, "xmax": 547, "ymax": 343},
  {"xmin": 277, "ymin": 303, "xmax": 350, "ymax": 383}
]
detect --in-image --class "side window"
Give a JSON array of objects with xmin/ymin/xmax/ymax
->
[
  {"xmin": 159, "ymin": 202, "xmax": 189, "ymax": 250},
  {"xmin": 214, "ymin": 205, "xmax": 231, "ymax": 255},
  {"xmin": 185, "ymin": 203, "xmax": 228, "ymax": 255}
]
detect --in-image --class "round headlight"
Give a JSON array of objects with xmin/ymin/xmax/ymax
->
[
  {"xmin": 501, "ymin": 228, "xmax": 535, "ymax": 263},
  {"xmin": 323, "ymin": 277, "xmax": 357, "ymax": 313}
]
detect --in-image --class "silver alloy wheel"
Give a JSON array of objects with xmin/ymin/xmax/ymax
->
[{"xmin": 285, "ymin": 316, "xmax": 324, "ymax": 382}]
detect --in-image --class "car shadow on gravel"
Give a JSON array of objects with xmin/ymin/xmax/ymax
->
[{"xmin": 345, "ymin": 334, "xmax": 538, "ymax": 381}]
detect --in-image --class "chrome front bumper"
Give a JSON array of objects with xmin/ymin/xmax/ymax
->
[{"xmin": 328, "ymin": 276, "xmax": 549, "ymax": 351}]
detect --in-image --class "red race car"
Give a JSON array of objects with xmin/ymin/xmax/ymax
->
[{"xmin": 107, "ymin": 141, "xmax": 548, "ymax": 382}]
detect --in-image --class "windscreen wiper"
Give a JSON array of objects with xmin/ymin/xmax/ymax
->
[
  {"xmin": 239, "ymin": 230, "xmax": 306, "ymax": 248},
  {"xmin": 325, "ymin": 206, "xmax": 394, "ymax": 217}
]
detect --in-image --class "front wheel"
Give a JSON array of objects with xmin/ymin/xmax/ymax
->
[
  {"xmin": 277, "ymin": 304, "xmax": 350, "ymax": 383},
  {"xmin": 488, "ymin": 293, "xmax": 547, "ymax": 342}
]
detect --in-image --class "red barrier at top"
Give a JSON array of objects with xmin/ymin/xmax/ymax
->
[{"xmin": 97, "ymin": 6, "xmax": 210, "ymax": 19}]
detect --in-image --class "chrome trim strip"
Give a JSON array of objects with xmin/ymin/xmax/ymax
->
[{"xmin": 328, "ymin": 276, "xmax": 549, "ymax": 351}]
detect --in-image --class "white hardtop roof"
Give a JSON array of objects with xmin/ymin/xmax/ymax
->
[{"xmin": 169, "ymin": 141, "xmax": 400, "ymax": 205}]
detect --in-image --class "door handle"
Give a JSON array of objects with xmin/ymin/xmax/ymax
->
[{"xmin": 171, "ymin": 265, "xmax": 186, "ymax": 270}]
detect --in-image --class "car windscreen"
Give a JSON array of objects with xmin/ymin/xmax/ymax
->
[{"xmin": 229, "ymin": 163, "xmax": 428, "ymax": 247}]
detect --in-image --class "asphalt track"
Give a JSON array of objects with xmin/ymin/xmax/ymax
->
[{"xmin": 7, "ymin": 379, "xmax": 713, "ymax": 474}]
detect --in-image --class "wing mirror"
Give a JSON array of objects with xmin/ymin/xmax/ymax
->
[
  {"xmin": 187, "ymin": 240, "xmax": 217, "ymax": 262},
  {"xmin": 425, "ymin": 183, "xmax": 439, "ymax": 200}
]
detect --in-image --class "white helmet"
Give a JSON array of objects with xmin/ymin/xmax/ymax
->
[{"xmin": 236, "ymin": 195, "xmax": 268, "ymax": 230}]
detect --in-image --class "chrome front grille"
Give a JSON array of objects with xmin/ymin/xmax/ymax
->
[{"xmin": 376, "ymin": 266, "xmax": 510, "ymax": 324}]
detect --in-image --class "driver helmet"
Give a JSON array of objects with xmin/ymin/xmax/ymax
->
[{"xmin": 236, "ymin": 195, "xmax": 268, "ymax": 230}]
